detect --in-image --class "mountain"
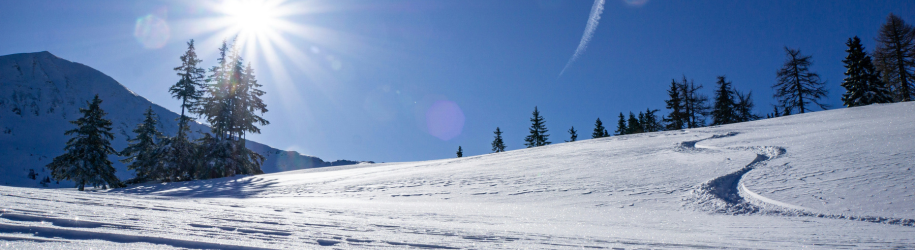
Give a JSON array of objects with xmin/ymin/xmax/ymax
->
[
  {"xmin": 0, "ymin": 101, "xmax": 912, "ymax": 248},
  {"xmin": 0, "ymin": 51, "xmax": 369, "ymax": 188}
]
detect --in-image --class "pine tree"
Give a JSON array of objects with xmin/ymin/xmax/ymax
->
[
  {"xmin": 615, "ymin": 112, "xmax": 628, "ymax": 135},
  {"xmin": 627, "ymin": 112, "xmax": 642, "ymax": 134},
  {"xmin": 170, "ymin": 39, "xmax": 206, "ymax": 138},
  {"xmin": 663, "ymin": 79, "xmax": 686, "ymax": 130},
  {"xmin": 711, "ymin": 76, "xmax": 737, "ymax": 125},
  {"xmin": 774, "ymin": 47, "xmax": 828, "ymax": 114},
  {"xmin": 199, "ymin": 39, "xmax": 267, "ymax": 178},
  {"xmin": 567, "ymin": 126, "xmax": 579, "ymax": 142},
  {"xmin": 119, "ymin": 107, "xmax": 165, "ymax": 183},
  {"xmin": 523, "ymin": 106, "xmax": 550, "ymax": 148},
  {"xmin": 642, "ymin": 108, "xmax": 662, "ymax": 132},
  {"xmin": 873, "ymin": 13, "xmax": 915, "ymax": 102},
  {"xmin": 680, "ymin": 77, "xmax": 709, "ymax": 128},
  {"xmin": 491, "ymin": 127, "xmax": 506, "ymax": 152},
  {"xmin": 456, "ymin": 146, "xmax": 463, "ymax": 158},
  {"xmin": 843, "ymin": 36, "xmax": 893, "ymax": 107},
  {"xmin": 591, "ymin": 118, "xmax": 608, "ymax": 138},
  {"xmin": 734, "ymin": 91, "xmax": 760, "ymax": 122},
  {"xmin": 46, "ymin": 95, "xmax": 123, "ymax": 191}
]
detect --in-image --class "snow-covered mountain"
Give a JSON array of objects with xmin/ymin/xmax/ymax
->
[
  {"xmin": 0, "ymin": 51, "xmax": 368, "ymax": 188},
  {"xmin": 0, "ymin": 101, "xmax": 913, "ymax": 248}
]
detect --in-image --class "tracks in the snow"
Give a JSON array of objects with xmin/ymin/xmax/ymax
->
[{"xmin": 685, "ymin": 132, "xmax": 915, "ymax": 227}]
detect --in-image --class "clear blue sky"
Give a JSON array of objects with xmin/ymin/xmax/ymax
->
[{"xmin": 1, "ymin": 0, "xmax": 913, "ymax": 163}]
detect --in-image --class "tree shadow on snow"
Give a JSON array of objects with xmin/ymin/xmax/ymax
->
[{"xmin": 106, "ymin": 176, "xmax": 278, "ymax": 199}]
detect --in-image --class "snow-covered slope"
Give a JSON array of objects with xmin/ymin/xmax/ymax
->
[
  {"xmin": 0, "ymin": 51, "xmax": 367, "ymax": 188},
  {"xmin": 1, "ymin": 102, "xmax": 913, "ymax": 248}
]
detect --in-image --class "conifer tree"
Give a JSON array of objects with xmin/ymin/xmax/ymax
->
[
  {"xmin": 627, "ymin": 112, "xmax": 643, "ymax": 134},
  {"xmin": 491, "ymin": 127, "xmax": 506, "ymax": 152},
  {"xmin": 120, "ymin": 107, "xmax": 165, "ymax": 183},
  {"xmin": 842, "ymin": 36, "xmax": 893, "ymax": 107},
  {"xmin": 873, "ymin": 14, "xmax": 915, "ymax": 102},
  {"xmin": 456, "ymin": 146, "xmax": 463, "ymax": 158},
  {"xmin": 615, "ymin": 112, "xmax": 628, "ymax": 135},
  {"xmin": 567, "ymin": 126, "xmax": 579, "ymax": 142},
  {"xmin": 711, "ymin": 76, "xmax": 737, "ymax": 125},
  {"xmin": 591, "ymin": 118, "xmax": 608, "ymax": 138},
  {"xmin": 663, "ymin": 80, "xmax": 686, "ymax": 130},
  {"xmin": 680, "ymin": 77, "xmax": 709, "ymax": 128},
  {"xmin": 170, "ymin": 39, "xmax": 206, "ymax": 138},
  {"xmin": 774, "ymin": 47, "xmax": 828, "ymax": 114},
  {"xmin": 523, "ymin": 106, "xmax": 550, "ymax": 148},
  {"xmin": 46, "ymin": 95, "xmax": 123, "ymax": 190},
  {"xmin": 642, "ymin": 108, "xmax": 663, "ymax": 132},
  {"xmin": 734, "ymin": 91, "xmax": 760, "ymax": 122}
]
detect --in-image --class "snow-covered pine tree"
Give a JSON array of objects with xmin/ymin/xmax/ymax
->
[
  {"xmin": 774, "ymin": 47, "xmax": 828, "ymax": 114},
  {"xmin": 45, "ymin": 95, "xmax": 123, "ymax": 191},
  {"xmin": 523, "ymin": 106, "xmax": 550, "ymax": 148},
  {"xmin": 615, "ymin": 112, "xmax": 628, "ymax": 135},
  {"xmin": 711, "ymin": 76, "xmax": 737, "ymax": 125},
  {"xmin": 456, "ymin": 146, "xmax": 463, "ymax": 158},
  {"xmin": 734, "ymin": 91, "xmax": 760, "ymax": 122},
  {"xmin": 491, "ymin": 127, "xmax": 506, "ymax": 152},
  {"xmin": 663, "ymin": 79, "xmax": 686, "ymax": 130},
  {"xmin": 873, "ymin": 14, "xmax": 915, "ymax": 102},
  {"xmin": 567, "ymin": 126, "xmax": 579, "ymax": 142},
  {"xmin": 627, "ymin": 112, "xmax": 642, "ymax": 134},
  {"xmin": 119, "ymin": 106, "xmax": 165, "ymax": 183},
  {"xmin": 842, "ymin": 36, "xmax": 893, "ymax": 107},
  {"xmin": 591, "ymin": 118, "xmax": 607, "ymax": 138}
]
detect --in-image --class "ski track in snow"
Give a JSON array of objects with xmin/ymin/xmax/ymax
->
[{"xmin": 687, "ymin": 132, "xmax": 915, "ymax": 227}]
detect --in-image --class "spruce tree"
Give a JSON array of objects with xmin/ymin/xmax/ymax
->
[
  {"xmin": 680, "ymin": 77, "xmax": 709, "ymax": 128},
  {"xmin": 627, "ymin": 112, "xmax": 642, "ymax": 134},
  {"xmin": 119, "ymin": 107, "xmax": 165, "ymax": 183},
  {"xmin": 873, "ymin": 13, "xmax": 915, "ymax": 102},
  {"xmin": 663, "ymin": 79, "xmax": 686, "ymax": 130},
  {"xmin": 46, "ymin": 95, "xmax": 123, "ymax": 191},
  {"xmin": 615, "ymin": 112, "xmax": 628, "ymax": 135},
  {"xmin": 774, "ymin": 47, "xmax": 828, "ymax": 114},
  {"xmin": 170, "ymin": 39, "xmax": 206, "ymax": 138},
  {"xmin": 591, "ymin": 118, "xmax": 608, "ymax": 138},
  {"xmin": 567, "ymin": 126, "xmax": 579, "ymax": 142},
  {"xmin": 842, "ymin": 36, "xmax": 893, "ymax": 107},
  {"xmin": 491, "ymin": 127, "xmax": 506, "ymax": 152},
  {"xmin": 456, "ymin": 146, "xmax": 463, "ymax": 158},
  {"xmin": 711, "ymin": 76, "xmax": 737, "ymax": 125},
  {"xmin": 734, "ymin": 91, "xmax": 760, "ymax": 122},
  {"xmin": 523, "ymin": 106, "xmax": 550, "ymax": 148},
  {"xmin": 642, "ymin": 108, "xmax": 662, "ymax": 132}
]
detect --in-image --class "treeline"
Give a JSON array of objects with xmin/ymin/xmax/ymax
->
[
  {"xmin": 46, "ymin": 39, "xmax": 269, "ymax": 190},
  {"xmin": 456, "ymin": 13, "xmax": 914, "ymax": 158}
]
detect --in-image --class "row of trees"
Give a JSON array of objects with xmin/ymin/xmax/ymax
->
[
  {"xmin": 46, "ymin": 39, "xmax": 270, "ymax": 190},
  {"xmin": 460, "ymin": 13, "xmax": 914, "ymax": 158}
]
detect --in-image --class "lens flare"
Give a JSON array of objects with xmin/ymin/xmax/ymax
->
[
  {"xmin": 134, "ymin": 14, "xmax": 171, "ymax": 49},
  {"xmin": 426, "ymin": 100, "xmax": 465, "ymax": 141}
]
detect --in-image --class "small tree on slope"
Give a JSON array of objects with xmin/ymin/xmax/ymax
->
[
  {"xmin": 491, "ymin": 127, "xmax": 506, "ymax": 153},
  {"xmin": 456, "ymin": 146, "xmax": 463, "ymax": 158},
  {"xmin": 615, "ymin": 112, "xmax": 627, "ymax": 135},
  {"xmin": 523, "ymin": 106, "xmax": 550, "ymax": 148},
  {"xmin": 591, "ymin": 118, "xmax": 607, "ymax": 138},
  {"xmin": 663, "ymin": 80, "xmax": 686, "ymax": 130},
  {"xmin": 774, "ymin": 47, "xmax": 828, "ymax": 114},
  {"xmin": 46, "ymin": 95, "xmax": 123, "ymax": 191},
  {"xmin": 873, "ymin": 13, "xmax": 915, "ymax": 102},
  {"xmin": 711, "ymin": 75, "xmax": 737, "ymax": 125},
  {"xmin": 120, "ymin": 107, "xmax": 165, "ymax": 183},
  {"xmin": 567, "ymin": 126, "xmax": 579, "ymax": 142},
  {"xmin": 842, "ymin": 36, "xmax": 892, "ymax": 107}
]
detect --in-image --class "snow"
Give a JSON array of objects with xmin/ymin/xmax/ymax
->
[
  {"xmin": 1, "ymin": 98, "xmax": 914, "ymax": 248},
  {"xmin": 0, "ymin": 51, "xmax": 365, "ymax": 188}
]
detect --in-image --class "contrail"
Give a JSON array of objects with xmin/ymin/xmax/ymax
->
[{"xmin": 559, "ymin": 0, "xmax": 605, "ymax": 77}]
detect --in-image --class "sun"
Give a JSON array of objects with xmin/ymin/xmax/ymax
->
[{"xmin": 222, "ymin": 0, "xmax": 280, "ymax": 38}]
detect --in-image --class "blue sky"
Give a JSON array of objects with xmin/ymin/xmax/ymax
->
[{"xmin": 1, "ymin": 0, "xmax": 913, "ymax": 163}]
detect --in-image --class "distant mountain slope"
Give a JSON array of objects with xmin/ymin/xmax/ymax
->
[{"xmin": 0, "ymin": 51, "xmax": 368, "ymax": 188}]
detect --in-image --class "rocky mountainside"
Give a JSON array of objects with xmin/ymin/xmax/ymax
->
[{"xmin": 0, "ymin": 51, "xmax": 368, "ymax": 188}]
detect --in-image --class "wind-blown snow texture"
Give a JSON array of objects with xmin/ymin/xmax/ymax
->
[
  {"xmin": 0, "ymin": 52, "xmax": 367, "ymax": 188},
  {"xmin": 1, "ymin": 100, "xmax": 914, "ymax": 248}
]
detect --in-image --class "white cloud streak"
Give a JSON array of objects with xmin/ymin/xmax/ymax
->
[{"xmin": 559, "ymin": 0, "xmax": 605, "ymax": 77}]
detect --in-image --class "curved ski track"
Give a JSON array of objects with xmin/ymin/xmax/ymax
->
[{"xmin": 686, "ymin": 132, "xmax": 915, "ymax": 227}]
